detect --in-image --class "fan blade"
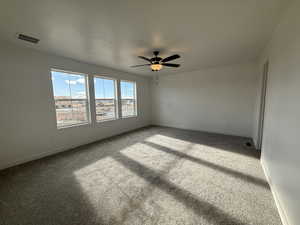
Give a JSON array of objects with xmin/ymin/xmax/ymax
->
[
  {"xmin": 162, "ymin": 63, "xmax": 180, "ymax": 67},
  {"xmin": 161, "ymin": 54, "xmax": 180, "ymax": 62},
  {"xmin": 138, "ymin": 56, "xmax": 152, "ymax": 62},
  {"xmin": 131, "ymin": 64, "xmax": 151, "ymax": 68}
]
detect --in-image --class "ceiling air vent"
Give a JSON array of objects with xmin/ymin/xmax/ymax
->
[{"xmin": 18, "ymin": 33, "xmax": 40, "ymax": 44}]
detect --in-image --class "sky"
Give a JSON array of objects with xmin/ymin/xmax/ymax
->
[{"xmin": 51, "ymin": 71, "xmax": 135, "ymax": 99}]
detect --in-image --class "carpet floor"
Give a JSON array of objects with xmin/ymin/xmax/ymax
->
[{"xmin": 0, "ymin": 126, "xmax": 281, "ymax": 225}]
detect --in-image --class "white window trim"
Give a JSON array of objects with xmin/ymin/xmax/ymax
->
[
  {"xmin": 51, "ymin": 68, "xmax": 91, "ymax": 129},
  {"xmin": 57, "ymin": 122, "xmax": 90, "ymax": 130}
]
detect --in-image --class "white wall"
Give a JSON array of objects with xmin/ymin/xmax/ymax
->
[
  {"xmin": 0, "ymin": 42, "xmax": 151, "ymax": 170},
  {"xmin": 256, "ymin": 1, "xmax": 300, "ymax": 224},
  {"xmin": 151, "ymin": 62, "xmax": 259, "ymax": 138}
]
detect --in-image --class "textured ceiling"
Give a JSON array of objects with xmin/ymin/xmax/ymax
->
[{"xmin": 0, "ymin": 0, "xmax": 290, "ymax": 76}]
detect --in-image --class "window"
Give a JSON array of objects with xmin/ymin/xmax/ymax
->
[
  {"xmin": 51, "ymin": 69, "xmax": 90, "ymax": 128},
  {"xmin": 120, "ymin": 80, "xmax": 137, "ymax": 117},
  {"xmin": 94, "ymin": 76, "xmax": 117, "ymax": 121}
]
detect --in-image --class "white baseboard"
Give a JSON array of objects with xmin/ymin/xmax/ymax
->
[
  {"xmin": 261, "ymin": 159, "xmax": 290, "ymax": 225},
  {"xmin": 0, "ymin": 147, "xmax": 70, "ymax": 171},
  {"xmin": 0, "ymin": 125, "xmax": 151, "ymax": 171},
  {"xmin": 153, "ymin": 123, "xmax": 252, "ymax": 139}
]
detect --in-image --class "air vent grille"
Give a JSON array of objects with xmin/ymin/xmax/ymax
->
[{"xmin": 18, "ymin": 34, "xmax": 39, "ymax": 44}]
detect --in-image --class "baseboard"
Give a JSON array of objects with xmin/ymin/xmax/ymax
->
[
  {"xmin": 152, "ymin": 123, "xmax": 252, "ymax": 139},
  {"xmin": 261, "ymin": 159, "xmax": 290, "ymax": 225},
  {"xmin": 0, "ymin": 125, "xmax": 152, "ymax": 171},
  {"xmin": 0, "ymin": 146, "xmax": 74, "ymax": 171}
]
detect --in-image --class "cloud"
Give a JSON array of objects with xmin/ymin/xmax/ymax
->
[
  {"xmin": 76, "ymin": 78, "xmax": 85, "ymax": 84},
  {"xmin": 65, "ymin": 80, "xmax": 77, "ymax": 85},
  {"xmin": 64, "ymin": 78, "xmax": 85, "ymax": 85}
]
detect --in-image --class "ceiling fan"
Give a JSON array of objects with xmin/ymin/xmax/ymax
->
[{"xmin": 131, "ymin": 51, "xmax": 180, "ymax": 71}]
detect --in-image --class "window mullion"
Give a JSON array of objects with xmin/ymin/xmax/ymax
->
[
  {"xmin": 68, "ymin": 78, "xmax": 74, "ymax": 124},
  {"xmin": 88, "ymin": 75, "xmax": 96, "ymax": 125},
  {"xmin": 116, "ymin": 80, "xmax": 122, "ymax": 119}
]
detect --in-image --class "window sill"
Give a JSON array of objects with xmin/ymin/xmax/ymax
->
[
  {"xmin": 122, "ymin": 115, "xmax": 138, "ymax": 119},
  {"xmin": 97, "ymin": 118, "xmax": 119, "ymax": 123},
  {"xmin": 57, "ymin": 122, "xmax": 90, "ymax": 130}
]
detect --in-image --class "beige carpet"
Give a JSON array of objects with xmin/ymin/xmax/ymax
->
[{"xmin": 0, "ymin": 126, "xmax": 281, "ymax": 225}]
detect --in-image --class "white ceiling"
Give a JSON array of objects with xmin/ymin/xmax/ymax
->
[{"xmin": 0, "ymin": 0, "xmax": 289, "ymax": 76}]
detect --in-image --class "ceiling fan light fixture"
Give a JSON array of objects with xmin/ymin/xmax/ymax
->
[
  {"xmin": 151, "ymin": 64, "xmax": 163, "ymax": 71},
  {"xmin": 131, "ymin": 51, "xmax": 180, "ymax": 71}
]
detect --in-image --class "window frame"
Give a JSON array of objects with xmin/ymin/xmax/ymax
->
[
  {"xmin": 93, "ymin": 75, "xmax": 119, "ymax": 123},
  {"xmin": 51, "ymin": 68, "xmax": 91, "ymax": 129},
  {"xmin": 120, "ymin": 80, "xmax": 138, "ymax": 118}
]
